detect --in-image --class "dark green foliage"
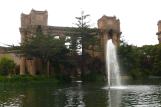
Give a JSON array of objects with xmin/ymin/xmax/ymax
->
[
  {"xmin": 81, "ymin": 72, "xmax": 105, "ymax": 82},
  {"xmin": 60, "ymin": 11, "xmax": 103, "ymax": 82},
  {"xmin": 21, "ymin": 33, "xmax": 68, "ymax": 62},
  {"xmin": 55, "ymin": 74, "xmax": 71, "ymax": 83},
  {"xmin": 80, "ymin": 55, "xmax": 105, "ymax": 82},
  {"xmin": 11, "ymin": 26, "xmax": 70, "ymax": 76},
  {"xmin": 0, "ymin": 57, "xmax": 16, "ymax": 76},
  {"xmin": 75, "ymin": 11, "xmax": 90, "ymax": 28},
  {"xmin": 118, "ymin": 41, "xmax": 161, "ymax": 79},
  {"xmin": 65, "ymin": 11, "xmax": 91, "ymax": 55},
  {"xmin": 0, "ymin": 75, "xmax": 59, "ymax": 87},
  {"xmin": 12, "ymin": 26, "xmax": 69, "ymax": 63},
  {"xmin": 69, "ymin": 11, "xmax": 99, "ymax": 55}
]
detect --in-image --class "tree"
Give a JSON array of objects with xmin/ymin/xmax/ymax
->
[
  {"xmin": 117, "ymin": 40, "xmax": 158, "ymax": 78},
  {"xmin": 12, "ymin": 26, "xmax": 69, "ymax": 76},
  {"xmin": 74, "ymin": 11, "xmax": 91, "ymax": 55},
  {"xmin": 152, "ymin": 44, "xmax": 161, "ymax": 75},
  {"xmin": 75, "ymin": 11, "xmax": 90, "ymax": 28},
  {"xmin": 65, "ymin": 11, "xmax": 100, "ymax": 57}
]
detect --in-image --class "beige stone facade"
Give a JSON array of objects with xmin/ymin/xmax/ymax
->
[
  {"xmin": 21, "ymin": 9, "xmax": 48, "ymax": 28},
  {"xmin": 98, "ymin": 15, "xmax": 121, "ymax": 47}
]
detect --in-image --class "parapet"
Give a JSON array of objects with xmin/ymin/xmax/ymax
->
[
  {"xmin": 21, "ymin": 13, "xmax": 30, "ymax": 27},
  {"xmin": 157, "ymin": 20, "xmax": 161, "ymax": 32},
  {"xmin": 157, "ymin": 20, "xmax": 161, "ymax": 25},
  {"xmin": 21, "ymin": 9, "xmax": 48, "ymax": 28},
  {"xmin": 97, "ymin": 15, "xmax": 120, "ymax": 32}
]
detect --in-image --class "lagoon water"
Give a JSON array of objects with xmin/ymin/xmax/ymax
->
[{"xmin": 0, "ymin": 80, "xmax": 161, "ymax": 107}]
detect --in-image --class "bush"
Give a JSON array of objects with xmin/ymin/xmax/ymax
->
[
  {"xmin": 55, "ymin": 74, "xmax": 71, "ymax": 83},
  {"xmin": 81, "ymin": 72, "xmax": 105, "ymax": 82},
  {"xmin": 129, "ymin": 68, "xmax": 143, "ymax": 79},
  {"xmin": 0, "ymin": 57, "xmax": 16, "ymax": 76},
  {"xmin": 128, "ymin": 69, "xmax": 152, "ymax": 80}
]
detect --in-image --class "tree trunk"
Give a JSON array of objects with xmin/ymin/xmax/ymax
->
[
  {"xmin": 47, "ymin": 60, "xmax": 50, "ymax": 77},
  {"xmin": 92, "ymin": 46, "xmax": 95, "ymax": 57},
  {"xmin": 20, "ymin": 57, "xmax": 26, "ymax": 75},
  {"xmin": 26, "ymin": 59, "xmax": 36, "ymax": 76}
]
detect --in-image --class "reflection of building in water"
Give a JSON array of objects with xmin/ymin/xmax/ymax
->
[
  {"xmin": 64, "ymin": 83, "xmax": 85, "ymax": 107},
  {"xmin": 108, "ymin": 90, "xmax": 122, "ymax": 107},
  {"xmin": 51, "ymin": 82, "xmax": 85, "ymax": 107},
  {"xmin": 0, "ymin": 91, "xmax": 24, "ymax": 106}
]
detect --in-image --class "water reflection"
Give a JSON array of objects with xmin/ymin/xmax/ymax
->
[
  {"xmin": 122, "ymin": 85, "xmax": 161, "ymax": 107},
  {"xmin": 64, "ymin": 82, "xmax": 85, "ymax": 107},
  {"xmin": 0, "ymin": 88, "xmax": 24, "ymax": 107},
  {"xmin": 106, "ymin": 85, "xmax": 161, "ymax": 107},
  {"xmin": 105, "ymin": 87, "xmax": 124, "ymax": 107},
  {"xmin": 0, "ymin": 83, "xmax": 161, "ymax": 107}
]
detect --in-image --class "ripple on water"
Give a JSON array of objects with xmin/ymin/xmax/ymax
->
[{"xmin": 103, "ymin": 85, "xmax": 161, "ymax": 107}]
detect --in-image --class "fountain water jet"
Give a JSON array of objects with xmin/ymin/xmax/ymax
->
[{"xmin": 106, "ymin": 39, "xmax": 121, "ymax": 87}]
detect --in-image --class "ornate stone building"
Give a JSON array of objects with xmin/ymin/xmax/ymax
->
[
  {"xmin": 19, "ymin": 9, "xmax": 121, "ymax": 75},
  {"xmin": 20, "ymin": 9, "xmax": 77, "ymax": 43},
  {"xmin": 19, "ymin": 9, "xmax": 78, "ymax": 75},
  {"xmin": 156, "ymin": 20, "xmax": 161, "ymax": 43},
  {"xmin": 85, "ymin": 15, "xmax": 121, "ymax": 61}
]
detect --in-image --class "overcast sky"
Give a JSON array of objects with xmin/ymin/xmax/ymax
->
[{"xmin": 0, "ymin": 0, "xmax": 160, "ymax": 46}]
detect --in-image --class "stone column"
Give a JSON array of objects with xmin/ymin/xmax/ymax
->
[
  {"xmin": 112, "ymin": 33, "xmax": 118, "ymax": 46},
  {"xmin": 27, "ymin": 59, "xmax": 36, "ymax": 76},
  {"xmin": 35, "ymin": 58, "xmax": 42, "ymax": 74},
  {"xmin": 100, "ymin": 31, "xmax": 108, "ymax": 51},
  {"xmin": 100, "ymin": 34, "xmax": 104, "ymax": 48},
  {"xmin": 20, "ymin": 57, "xmax": 26, "ymax": 75}
]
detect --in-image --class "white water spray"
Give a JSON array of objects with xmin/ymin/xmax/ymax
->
[{"xmin": 106, "ymin": 39, "xmax": 121, "ymax": 87}]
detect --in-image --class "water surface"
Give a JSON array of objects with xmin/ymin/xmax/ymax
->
[{"xmin": 0, "ymin": 80, "xmax": 161, "ymax": 107}]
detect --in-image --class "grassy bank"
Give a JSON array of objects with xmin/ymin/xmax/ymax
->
[
  {"xmin": 0, "ymin": 75, "xmax": 63, "ymax": 87},
  {"xmin": 81, "ymin": 72, "xmax": 105, "ymax": 83}
]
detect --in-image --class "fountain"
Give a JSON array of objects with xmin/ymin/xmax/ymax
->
[
  {"xmin": 106, "ymin": 39, "xmax": 121, "ymax": 87},
  {"xmin": 103, "ymin": 38, "xmax": 161, "ymax": 107}
]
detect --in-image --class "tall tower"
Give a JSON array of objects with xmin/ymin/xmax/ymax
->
[
  {"xmin": 21, "ymin": 9, "xmax": 48, "ymax": 28},
  {"xmin": 156, "ymin": 20, "xmax": 161, "ymax": 43},
  {"xmin": 20, "ymin": 9, "xmax": 48, "ymax": 43},
  {"xmin": 97, "ymin": 15, "xmax": 121, "ymax": 48},
  {"xmin": 19, "ymin": 9, "xmax": 48, "ymax": 75}
]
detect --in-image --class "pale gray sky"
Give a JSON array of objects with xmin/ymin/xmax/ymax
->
[{"xmin": 0, "ymin": 0, "xmax": 160, "ymax": 46}]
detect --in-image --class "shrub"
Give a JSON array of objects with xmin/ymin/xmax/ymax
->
[
  {"xmin": 81, "ymin": 72, "xmax": 105, "ymax": 82},
  {"xmin": 129, "ymin": 68, "xmax": 142, "ymax": 79},
  {"xmin": 0, "ymin": 57, "xmax": 16, "ymax": 76}
]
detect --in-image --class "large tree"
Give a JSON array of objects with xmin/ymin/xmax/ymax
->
[
  {"xmin": 75, "ymin": 11, "xmax": 90, "ymax": 55},
  {"xmin": 70, "ymin": 11, "xmax": 99, "ymax": 56}
]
